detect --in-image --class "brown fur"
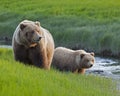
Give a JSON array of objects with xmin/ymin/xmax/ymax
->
[
  {"xmin": 12, "ymin": 20, "xmax": 54, "ymax": 70},
  {"xmin": 52, "ymin": 47, "xmax": 95, "ymax": 74}
]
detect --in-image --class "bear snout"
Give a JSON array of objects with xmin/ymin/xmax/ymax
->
[
  {"xmin": 88, "ymin": 62, "xmax": 94, "ymax": 68},
  {"xmin": 37, "ymin": 35, "xmax": 44, "ymax": 41},
  {"xmin": 37, "ymin": 36, "xmax": 42, "ymax": 41},
  {"xmin": 35, "ymin": 38, "xmax": 41, "ymax": 42},
  {"xmin": 89, "ymin": 64, "xmax": 93, "ymax": 67},
  {"xmin": 33, "ymin": 35, "xmax": 44, "ymax": 42},
  {"xmin": 86, "ymin": 62, "xmax": 94, "ymax": 68}
]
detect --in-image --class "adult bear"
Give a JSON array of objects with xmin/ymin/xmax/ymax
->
[
  {"xmin": 12, "ymin": 20, "xmax": 54, "ymax": 70},
  {"xmin": 52, "ymin": 47, "xmax": 95, "ymax": 74}
]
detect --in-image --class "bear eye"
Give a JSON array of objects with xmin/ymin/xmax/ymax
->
[
  {"xmin": 87, "ymin": 59, "xmax": 89, "ymax": 62},
  {"xmin": 25, "ymin": 33, "xmax": 28, "ymax": 37},
  {"xmin": 92, "ymin": 59, "xmax": 94, "ymax": 63},
  {"xmin": 31, "ymin": 31, "xmax": 34, "ymax": 34}
]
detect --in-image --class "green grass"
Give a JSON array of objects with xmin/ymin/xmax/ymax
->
[
  {"xmin": 0, "ymin": 48, "xmax": 119, "ymax": 96},
  {"xmin": 0, "ymin": 0, "xmax": 120, "ymax": 56}
]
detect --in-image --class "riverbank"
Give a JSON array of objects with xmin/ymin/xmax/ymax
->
[
  {"xmin": 0, "ymin": 45, "xmax": 120, "ymax": 81},
  {"xmin": 87, "ymin": 57, "xmax": 120, "ymax": 79},
  {"xmin": 0, "ymin": 40, "xmax": 120, "ymax": 59},
  {"xmin": 0, "ymin": 0, "xmax": 120, "ymax": 58},
  {"xmin": 0, "ymin": 48, "xmax": 119, "ymax": 96}
]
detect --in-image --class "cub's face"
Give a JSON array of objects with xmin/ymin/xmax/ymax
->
[
  {"xmin": 19, "ymin": 21, "xmax": 43, "ymax": 45},
  {"xmin": 80, "ymin": 52, "xmax": 95, "ymax": 68}
]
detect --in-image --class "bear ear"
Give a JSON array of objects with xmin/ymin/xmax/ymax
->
[
  {"xmin": 80, "ymin": 54, "xmax": 85, "ymax": 59},
  {"xmin": 35, "ymin": 21, "xmax": 40, "ymax": 26},
  {"xmin": 20, "ymin": 23, "xmax": 26, "ymax": 30},
  {"xmin": 90, "ymin": 52, "xmax": 95, "ymax": 56}
]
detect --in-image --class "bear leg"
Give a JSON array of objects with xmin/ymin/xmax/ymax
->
[
  {"xmin": 46, "ymin": 50, "xmax": 54, "ymax": 70},
  {"xmin": 28, "ymin": 47, "xmax": 49, "ymax": 69},
  {"xmin": 78, "ymin": 69, "xmax": 86, "ymax": 74},
  {"xmin": 13, "ymin": 45, "xmax": 30, "ymax": 64},
  {"xmin": 73, "ymin": 69, "xmax": 79, "ymax": 73}
]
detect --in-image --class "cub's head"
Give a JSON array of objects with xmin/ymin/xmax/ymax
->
[
  {"xmin": 75, "ymin": 50, "xmax": 95, "ymax": 69},
  {"xmin": 80, "ymin": 52, "xmax": 95, "ymax": 68},
  {"xmin": 19, "ymin": 20, "xmax": 44, "ymax": 47}
]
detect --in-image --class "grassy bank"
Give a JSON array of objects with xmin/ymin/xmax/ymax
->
[
  {"xmin": 0, "ymin": 48, "xmax": 119, "ymax": 96},
  {"xmin": 0, "ymin": 0, "xmax": 120, "ymax": 57}
]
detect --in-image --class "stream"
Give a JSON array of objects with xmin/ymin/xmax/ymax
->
[
  {"xmin": 87, "ymin": 57, "xmax": 120, "ymax": 80},
  {"xmin": 86, "ymin": 57, "xmax": 120, "ymax": 90}
]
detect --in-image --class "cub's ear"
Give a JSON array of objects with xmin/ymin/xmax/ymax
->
[
  {"xmin": 90, "ymin": 52, "xmax": 95, "ymax": 56},
  {"xmin": 20, "ymin": 23, "xmax": 26, "ymax": 30},
  {"xmin": 35, "ymin": 21, "xmax": 40, "ymax": 26},
  {"xmin": 81, "ymin": 54, "xmax": 85, "ymax": 59}
]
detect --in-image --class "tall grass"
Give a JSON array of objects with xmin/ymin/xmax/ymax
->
[
  {"xmin": 0, "ymin": 0, "xmax": 120, "ymax": 56},
  {"xmin": 0, "ymin": 48, "xmax": 119, "ymax": 96}
]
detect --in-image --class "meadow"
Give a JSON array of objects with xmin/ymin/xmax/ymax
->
[
  {"xmin": 0, "ymin": 48, "xmax": 119, "ymax": 96},
  {"xmin": 0, "ymin": 1, "xmax": 120, "ymax": 95},
  {"xmin": 0, "ymin": 0, "xmax": 120, "ymax": 57}
]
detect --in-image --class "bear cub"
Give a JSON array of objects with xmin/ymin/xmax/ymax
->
[{"xmin": 52, "ymin": 47, "xmax": 95, "ymax": 74}]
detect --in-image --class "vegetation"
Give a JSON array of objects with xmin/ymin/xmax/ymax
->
[
  {"xmin": 0, "ymin": 48, "xmax": 119, "ymax": 96},
  {"xmin": 0, "ymin": 1, "xmax": 120, "ymax": 95},
  {"xmin": 0, "ymin": 0, "xmax": 120, "ymax": 57}
]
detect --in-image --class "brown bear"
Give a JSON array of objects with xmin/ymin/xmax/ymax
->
[
  {"xmin": 12, "ymin": 20, "xmax": 54, "ymax": 70},
  {"xmin": 52, "ymin": 47, "xmax": 95, "ymax": 74}
]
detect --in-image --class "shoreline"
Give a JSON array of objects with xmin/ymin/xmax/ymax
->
[{"xmin": 0, "ymin": 39, "xmax": 120, "ymax": 59}]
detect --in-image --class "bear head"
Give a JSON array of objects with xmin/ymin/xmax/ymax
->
[
  {"xmin": 19, "ymin": 20, "xmax": 44, "ymax": 47},
  {"xmin": 80, "ymin": 52, "xmax": 95, "ymax": 68},
  {"xmin": 76, "ymin": 52, "xmax": 95, "ymax": 69}
]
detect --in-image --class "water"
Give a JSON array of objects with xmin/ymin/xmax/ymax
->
[
  {"xmin": 87, "ymin": 57, "xmax": 120, "ymax": 79},
  {"xmin": 0, "ymin": 40, "xmax": 11, "ymax": 45},
  {"xmin": 86, "ymin": 57, "xmax": 120, "ymax": 90},
  {"xmin": 0, "ymin": 45, "xmax": 12, "ymax": 49}
]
